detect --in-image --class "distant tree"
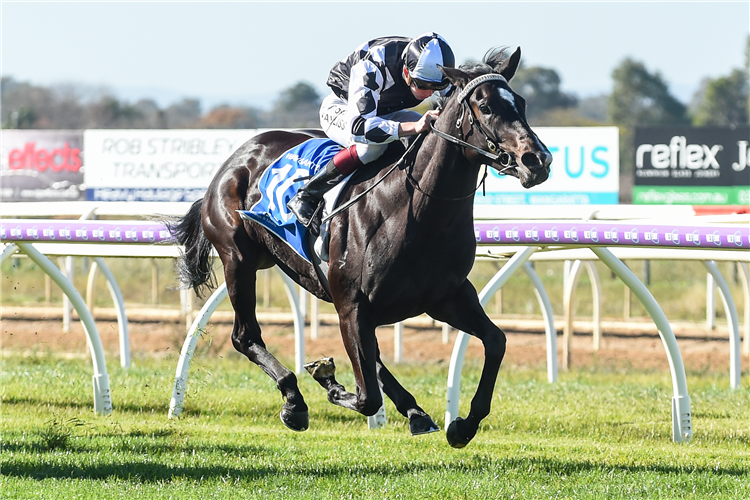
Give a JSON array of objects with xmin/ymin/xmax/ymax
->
[
  {"xmin": 688, "ymin": 77, "xmax": 710, "ymax": 118},
  {"xmin": 608, "ymin": 58, "xmax": 689, "ymax": 183},
  {"xmin": 275, "ymin": 81, "xmax": 321, "ymax": 112},
  {"xmin": 267, "ymin": 81, "xmax": 322, "ymax": 128},
  {"xmin": 575, "ymin": 94, "xmax": 609, "ymax": 123},
  {"xmin": 197, "ymin": 104, "xmax": 262, "ymax": 129},
  {"xmin": 513, "ymin": 66, "xmax": 578, "ymax": 121},
  {"xmin": 1, "ymin": 77, "xmax": 55, "ymax": 128},
  {"xmin": 692, "ymin": 69, "xmax": 749, "ymax": 126},
  {"xmin": 88, "ymin": 96, "xmax": 144, "ymax": 128},
  {"xmin": 8, "ymin": 107, "xmax": 39, "ymax": 129},
  {"xmin": 608, "ymin": 58, "xmax": 689, "ymax": 129},
  {"xmin": 163, "ymin": 98, "xmax": 202, "ymax": 128},
  {"xmin": 47, "ymin": 84, "xmax": 88, "ymax": 129},
  {"xmin": 132, "ymin": 98, "xmax": 166, "ymax": 128}
]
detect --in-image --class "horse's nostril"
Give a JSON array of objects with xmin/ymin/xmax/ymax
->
[{"xmin": 521, "ymin": 152, "xmax": 541, "ymax": 168}]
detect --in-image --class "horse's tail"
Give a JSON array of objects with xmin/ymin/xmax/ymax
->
[{"xmin": 165, "ymin": 198, "xmax": 216, "ymax": 298}]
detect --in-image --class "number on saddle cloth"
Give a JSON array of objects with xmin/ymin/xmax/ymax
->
[{"xmin": 238, "ymin": 138, "xmax": 342, "ymax": 263}]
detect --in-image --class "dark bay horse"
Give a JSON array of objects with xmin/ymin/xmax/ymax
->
[{"xmin": 169, "ymin": 47, "xmax": 551, "ymax": 448}]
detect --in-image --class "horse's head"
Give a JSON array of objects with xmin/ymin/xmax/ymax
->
[{"xmin": 439, "ymin": 47, "xmax": 551, "ymax": 189}]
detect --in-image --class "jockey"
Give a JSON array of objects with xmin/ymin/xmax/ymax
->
[{"xmin": 287, "ymin": 32, "xmax": 456, "ymax": 227}]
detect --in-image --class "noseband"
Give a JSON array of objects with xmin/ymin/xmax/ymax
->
[{"xmin": 430, "ymin": 73, "xmax": 516, "ymax": 172}]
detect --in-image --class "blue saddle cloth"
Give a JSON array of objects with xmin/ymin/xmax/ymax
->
[{"xmin": 238, "ymin": 138, "xmax": 341, "ymax": 263}]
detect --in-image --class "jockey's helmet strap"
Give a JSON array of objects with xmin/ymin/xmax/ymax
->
[{"xmin": 457, "ymin": 74, "xmax": 507, "ymax": 103}]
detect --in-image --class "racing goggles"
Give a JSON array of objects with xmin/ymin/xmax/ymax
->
[{"xmin": 410, "ymin": 76, "xmax": 451, "ymax": 91}]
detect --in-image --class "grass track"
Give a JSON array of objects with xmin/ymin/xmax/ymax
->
[{"xmin": 1, "ymin": 355, "xmax": 748, "ymax": 499}]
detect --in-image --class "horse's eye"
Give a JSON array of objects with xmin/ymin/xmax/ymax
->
[{"xmin": 479, "ymin": 104, "xmax": 491, "ymax": 114}]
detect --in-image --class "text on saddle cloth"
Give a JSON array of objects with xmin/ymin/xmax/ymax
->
[{"xmin": 237, "ymin": 138, "xmax": 350, "ymax": 264}]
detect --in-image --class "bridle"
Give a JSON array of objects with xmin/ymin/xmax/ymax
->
[
  {"xmin": 429, "ymin": 73, "xmax": 517, "ymax": 174},
  {"xmin": 405, "ymin": 73, "xmax": 521, "ymax": 201}
]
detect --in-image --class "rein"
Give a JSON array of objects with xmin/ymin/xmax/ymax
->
[
  {"xmin": 321, "ymin": 133, "xmax": 425, "ymax": 224},
  {"xmin": 405, "ymin": 160, "xmax": 488, "ymax": 201}
]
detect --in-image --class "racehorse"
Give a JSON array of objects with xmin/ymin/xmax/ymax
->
[{"xmin": 168, "ymin": 47, "xmax": 551, "ymax": 448}]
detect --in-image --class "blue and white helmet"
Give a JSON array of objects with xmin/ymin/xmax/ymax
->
[{"xmin": 404, "ymin": 32, "xmax": 455, "ymax": 90}]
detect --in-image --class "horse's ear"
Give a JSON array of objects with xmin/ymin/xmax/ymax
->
[
  {"xmin": 498, "ymin": 47, "xmax": 521, "ymax": 82},
  {"xmin": 439, "ymin": 65, "xmax": 471, "ymax": 88}
]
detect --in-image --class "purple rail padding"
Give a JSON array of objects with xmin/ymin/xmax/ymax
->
[
  {"xmin": 0, "ymin": 220, "xmax": 172, "ymax": 244},
  {"xmin": 2, "ymin": 218, "xmax": 748, "ymax": 250},
  {"xmin": 474, "ymin": 221, "xmax": 749, "ymax": 250}
]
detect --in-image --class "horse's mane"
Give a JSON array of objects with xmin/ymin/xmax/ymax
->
[
  {"xmin": 461, "ymin": 46, "xmax": 510, "ymax": 77},
  {"xmin": 436, "ymin": 46, "xmax": 510, "ymax": 110}
]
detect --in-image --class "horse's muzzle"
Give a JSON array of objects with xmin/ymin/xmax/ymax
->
[{"xmin": 518, "ymin": 150, "xmax": 552, "ymax": 188}]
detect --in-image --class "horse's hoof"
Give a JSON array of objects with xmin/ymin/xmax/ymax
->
[
  {"xmin": 280, "ymin": 408, "xmax": 309, "ymax": 432},
  {"xmin": 446, "ymin": 417, "xmax": 476, "ymax": 448},
  {"xmin": 410, "ymin": 415, "xmax": 440, "ymax": 436},
  {"xmin": 304, "ymin": 357, "xmax": 336, "ymax": 380}
]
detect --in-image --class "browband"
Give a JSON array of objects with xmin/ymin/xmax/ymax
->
[{"xmin": 456, "ymin": 74, "xmax": 507, "ymax": 103}]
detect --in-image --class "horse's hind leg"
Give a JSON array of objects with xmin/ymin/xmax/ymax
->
[
  {"xmin": 427, "ymin": 280, "xmax": 507, "ymax": 448},
  {"xmin": 305, "ymin": 345, "xmax": 439, "ymax": 434},
  {"xmin": 375, "ymin": 355, "xmax": 440, "ymax": 435},
  {"xmin": 220, "ymin": 244, "xmax": 309, "ymax": 431},
  {"xmin": 305, "ymin": 304, "xmax": 382, "ymax": 417}
]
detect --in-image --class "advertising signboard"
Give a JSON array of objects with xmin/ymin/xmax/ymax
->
[
  {"xmin": 475, "ymin": 127, "xmax": 619, "ymax": 205},
  {"xmin": 83, "ymin": 129, "xmax": 264, "ymax": 202},
  {"xmin": 1, "ymin": 130, "xmax": 85, "ymax": 202},
  {"xmin": 633, "ymin": 126, "xmax": 750, "ymax": 205}
]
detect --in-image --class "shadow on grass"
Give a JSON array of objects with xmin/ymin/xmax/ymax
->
[
  {"xmin": 2, "ymin": 439, "xmax": 270, "ymax": 457},
  {"xmin": 3, "ymin": 394, "xmax": 377, "ymax": 432},
  {"xmin": 1, "ymin": 395, "xmax": 171, "ymax": 415},
  {"xmin": 2, "ymin": 453, "xmax": 747, "ymax": 483}
]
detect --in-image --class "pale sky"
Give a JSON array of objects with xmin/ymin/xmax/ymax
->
[{"xmin": 2, "ymin": 1, "xmax": 748, "ymax": 110}]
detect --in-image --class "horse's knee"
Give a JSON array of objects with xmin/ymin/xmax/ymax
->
[
  {"xmin": 231, "ymin": 333, "xmax": 248, "ymax": 354},
  {"xmin": 483, "ymin": 329, "xmax": 507, "ymax": 357},
  {"xmin": 357, "ymin": 392, "xmax": 384, "ymax": 417},
  {"xmin": 231, "ymin": 324, "xmax": 264, "ymax": 354}
]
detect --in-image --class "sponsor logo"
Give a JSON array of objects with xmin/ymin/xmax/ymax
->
[
  {"xmin": 524, "ymin": 228, "xmax": 540, "ymax": 242},
  {"xmin": 8, "ymin": 142, "xmax": 82, "ymax": 172},
  {"xmin": 636, "ymin": 136, "xmax": 726, "ymax": 180},
  {"xmin": 636, "ymin": 136, "xmax": 721, "ymax": 170}
]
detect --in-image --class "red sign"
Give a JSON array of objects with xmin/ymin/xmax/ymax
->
[
  {"xmin": 1, "ymin": 130, "xmax": 85, "ymax": 202},
  {"xmin": 8, "ymin": 142, "xmax": 82, "ymax": 173}
]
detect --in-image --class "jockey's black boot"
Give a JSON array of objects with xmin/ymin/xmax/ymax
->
[{"xmin": 287, "ymin": 160, "xmax": 346, "ymax": 228}]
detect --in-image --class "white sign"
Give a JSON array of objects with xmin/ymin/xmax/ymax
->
[
  {"xmin": 476, "ymin": 127, "xmax": 619, "ymax": 205},
  {"xmin": 84, "ymin": 129, "xmax": 265, "ymax": 202}
]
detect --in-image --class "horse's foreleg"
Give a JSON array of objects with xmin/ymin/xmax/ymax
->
[
  {"xmin": 223, "ymin": 257, "xmax": 309, "ymax": 431},
  {"xmin": 376, "ymin": 355, "xmax": 440, "ymax": 435},
  {"xmin": 427, "ymin": 280, "xmax": 507, "ymax": 448}
]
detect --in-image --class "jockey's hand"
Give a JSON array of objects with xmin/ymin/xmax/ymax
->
[
  {"xmin": 415, "ymin": 109, "xmax": 440, "ymax": 134},
  {"xmin": 398, "ymin": 109, "xmax": 441, "ymax": 137}
]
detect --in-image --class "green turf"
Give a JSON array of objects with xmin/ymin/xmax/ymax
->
[{"xmin": 1, "ymin": 354, "xmax": 748, "ymax": 499}]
